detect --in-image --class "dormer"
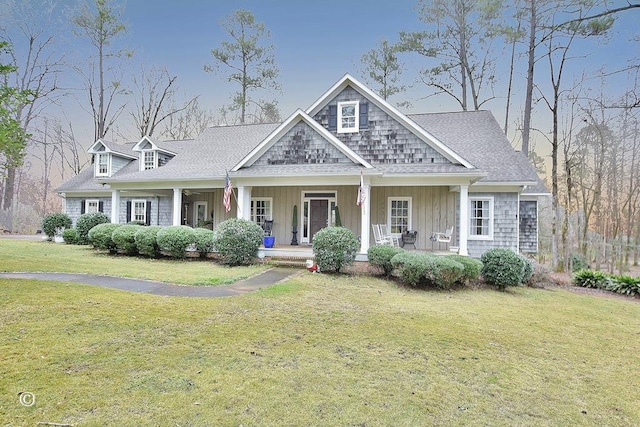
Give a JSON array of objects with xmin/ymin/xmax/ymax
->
[
  {"xmin": 88, "ymin": 139, "xmax": 136, "ymax": 178},
  {"xmin": 132, "ymin": 136, "xmax": 176, "ymax": 171}
]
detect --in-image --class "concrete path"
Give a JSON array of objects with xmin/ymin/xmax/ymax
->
[{"xmin": 0, "ymin": 268, "xmax": 299, "ymax": 298}]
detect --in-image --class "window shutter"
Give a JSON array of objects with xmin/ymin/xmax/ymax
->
[
  {"xmin": 359, "ymin": 102, "xmax": 369, "ymax": 129},
  {"xmin": 81, "ymin": 200, "xmax": 86, "ymax": 215},
  {"xmin": 98, "ymin": 201, "xmax": 104, "ymax": 213},
  {"xmin": 126, "ymin": 201, "xmax": 131, "ymax": 223},
  {"xmin": 145, "ymin": 201, "xmax": 152, "ymax": 226},
  {"xmin": 328, "ymin": 105, "xmax": 337, "ymax": 131}
]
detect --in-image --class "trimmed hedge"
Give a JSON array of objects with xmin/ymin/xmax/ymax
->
[
  {"xmin": 368, "ymin": 245, "xmax": 405, "ymax": 276},
  {"xmin": 42, "ymin": 213, "xmax": 72, "ymax": 239},
  {"xmin": 390, "ymin": 252, "xmax": 465, "ymax": 289},
  {"xmin": 76, "ymin": 212, "xmax": 111, "ymax": 244},
  {"xmin": 212, "ymin": 218, "xmax": 264, "ymax": 266},
  {"xmin": 62, "ymin": 228, "xmax": 79, "ymax": 245},
  {"xmin": 134, "ymin": 226, "xmax": 162, "ymax": 258},
  {"xmin": 87, "ymin": 223, "xmax": 121, "ymax": 252},
  {"xmin": 446, "ymin": 254, "xmax": 482, "ymax": 284},
  {"xmin": 112, "ymin": 224, "xmax": 142, "ymax": 255},
  {"xmin": 193, "ymin": 227, "xmax": 215, "ymax": 256},
  {"xmin": 312, "ymin": 226, "xmax": 360, "ymax": 273},
  {"xmin": 156, "ymin": 226, "xmax": 196, "ymax": 259},
  {"xmin": 480, "ymin": 248, "xmax": 527, "ymax": 290}
]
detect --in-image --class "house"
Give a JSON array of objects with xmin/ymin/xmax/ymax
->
[{"xmin": 57, "ymin": 73, "xmax": 546, "ymax": 258}]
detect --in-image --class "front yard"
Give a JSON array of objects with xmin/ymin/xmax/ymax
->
[{"xmin": 1, "ymin": 240, "xmax": 639, "ymax": 425}]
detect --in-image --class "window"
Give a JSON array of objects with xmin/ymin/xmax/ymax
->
[
  {"xmin": 143, "ymin": 150, "xmax": 157, "ymax": 170},
  {"xmin": 469, "ymin": 197, "xmax": 493, "ymax": 239},
  {"xmin": 194, "ymin": 201, "xmax": 208, "ymax": 226},
  {"xmin": 388, "ymin": 197, "xmax": 411, "ymax": 234},
  {"xmin": 251, "ymin": 198, "xmax": 272, "ymax": 226},
  {"xmin": 132, "ymin": 200, "xmax": 147, "ymax": 223},
  {"xmin": 96, "ymin": 153, "xmax": 109, "ymax": 176},
  {"xmin": 85, "ymin": 199, "xmax": 100, "ymax": 214},
  {"xmin": 337, "ymin": 101, "xmax": 359, "ymax": 133}
]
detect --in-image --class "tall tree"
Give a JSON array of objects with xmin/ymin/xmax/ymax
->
[
  {"xmin": 205, "ymin": 9, "xmax": 279, "ymax": 124},
  {"xmin": 360, "ymin": 38, "xmax": 408, "ymax": 106},
  {"xmin": 399, "ymin": 0, "xmax": 502, "ymax": 111},
  {"xmin": 72, "ymin": 0, "xmax": 130, "ymax": 141}
]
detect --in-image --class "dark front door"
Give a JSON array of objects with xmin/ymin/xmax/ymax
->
[{"xmin": 309, "ymin": 199, "xmax": 329, "ymax": 242}]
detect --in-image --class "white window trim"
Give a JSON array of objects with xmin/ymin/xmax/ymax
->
[
  {"xmin": 337, "ymin": 101, "xmax": 359, "ymax": 134},
  {"xmin": 468, "ymin": 196, "xmax": 494, "ymax": 240},
  {"xmin": 131, "ymin": 199, "xmax": 147, "ymax": 224},
  {"xmin": 85, "ymin": 199, "xmax": 100, "ymax": 214},
  {"xmin": 95, "ymin": 152, "xmax": 110, "ymax": 177},
  {"xmin": 251, "ymin": 197, "xmax": 273, "ymax": 225},
  {"xmin": 141, "ymin": 150, "xmax": 158, "ymax": 171},
  {"xmin": 387, "ymin": 197, "xmax": 412, "ymax": 235}
]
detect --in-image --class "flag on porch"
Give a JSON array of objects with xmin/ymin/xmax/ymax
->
[
  {"xmin": 223, "ymin": 172, "xmax": 232, "ymax": 213},
  {"xmin": 357, "ymin": 172, "xmax": 365, "ymax": 207}
]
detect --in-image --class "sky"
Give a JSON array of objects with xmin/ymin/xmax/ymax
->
[{"xmin": 3, "ymin": 0, "xmax": 640, "ymax": 154}]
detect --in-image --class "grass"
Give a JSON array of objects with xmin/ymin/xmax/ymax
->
[
  {"xmin": 0, "ymin": 239, "xmax": 268, "ymax": 285},
  {"xmin": 1, "ymin": 240, "xmax": 639, "ymax": 425}
]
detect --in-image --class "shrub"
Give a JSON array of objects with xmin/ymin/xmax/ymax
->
[
  {"xmin": 526, "ymin": 260, "xmax": 554, "ymax": 287},
  {"xmin": 368, "ymin": 245, "xmax": 404, "ymax": 276},
  {"xmin": 605, "ymin": 275, "xmax": 640, "ymax": 297},
  {"xmin": 42, "ymin": 213, "xmax": 72, "ymax": 239},
  {"xmin": 312, "ymin": 226, "xmax": 360, "ymax": 273},
  {"xmin": 135, "ymin": 226, "xmax": 162, "ymax": 258},
  {"xmin": 88, "ymin": 223, "xmax": 121, "ymax": 252},
  {"xmin": 156, "ymin": 226, "xmax": 196, "ymax": 259},
  {"xmin": 76, "ymin": 212, "xmax": 111, "ymax": 244},
  {"xmin": 429, "ymin": 256, "xmax": 464, "ymax": 290},
  {"xmin": 62, "ymin": 228, "xmax": 79, "ymax": 245},
  {"xmin": 112, "ymin": 224, "xmax": 142, "ymax": 255},
  {"xmin": 390, "ymin": 252, "xmax": 435, "ymax": 287},
  {"xmin": 520, "ymin": 255, "xmax": 533, "ymax": 284},
  {"xmin": 193, "ymin": 227, "xmax": 215, "ymax": 256},
  {"xmin": 571, "ymin": 253, "xmax": 589, "ymax": 272},
  {"xmin": 212, "ymin": 218, "xmax": 264, "ymax": 266},
  {"xmin": 446, "ymin": 254, "xmax": 482, "ymax": 284},
  {"xmin": 480, "ymin": 248, "xmax": 526, "ymax": 290},
  {"xmin": 573, "ymin": 269, "xmax": 610, "ymax": 289}
]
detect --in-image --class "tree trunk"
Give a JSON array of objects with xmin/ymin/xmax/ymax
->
[{"xmin": 522, "ymin": 0, "xmax": 536, "ymax": 156}]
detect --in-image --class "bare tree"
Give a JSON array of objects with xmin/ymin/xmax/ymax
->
[
  {"xmin": 205, "ymin": 9, "xmax": 280, "ymax": 124},
  {"xmin": 161, "ymin": 98, "xmax": 215, "ymax": 140},
  {"xmin": 360, "ymin": 38, "xmax": 408, "ymax": 106}
]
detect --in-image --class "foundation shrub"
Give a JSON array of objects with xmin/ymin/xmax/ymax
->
[
  {"xmin": 480, "ymin": 248, "xmax": 526, "ymax": 290},
  {"xmin": 156, "ymin": 226, "xmax": 196, "ymax": 259},
  {"xmin": 134, "ymin": 226, "xmax": 162, "ymax": 258},
  {"xmin": 76, "ymin": 212, "xmax": 110, "ymax": 244},
  {"xmin": 312, "ymin": 226, "xmax": 360, "ymax": 273},
  {"xmin": 42, "ymin": 213, "xmax": 72, "ymax": 239},
  {"xmin": 446, "ymin": 254, "xmax": 482, "ymax": 284},
  {"xmin": 367, "ymin": 245, "xmax": 404, "ymax": 276},
  {"xmin": 193, "ymin": 227, "xmax": 215, "ymax": 256},
  {"xmin": 88, "ymin": 223, "xmax": 121, "ymax": 253},
  {"xmin": 212, "ymin": 218, "xmax": 263, "ymax": 266},
  {"xmin": 112, "ymin": 224, "xmax": 142, "ymax": 255},
  {"xmin": 62, "ymin": 228, "xmax": 79, "ymax": 245}
]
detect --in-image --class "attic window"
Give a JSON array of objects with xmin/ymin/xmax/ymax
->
[
  {"xmin": 337, "ymin": 101, "xmax": 359, "ymax": 133},
  {"xmin": 143, "ymin": 150, "xmax": 157, "ymax": 170},
  {"xmin": 95, "ymin": 152, "xmax": 110, "ymax": 177}
]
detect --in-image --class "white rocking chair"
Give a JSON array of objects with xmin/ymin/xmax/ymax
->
[
  {"xmin": 372, "ymin": 224, "xmax": 400, "ymax": 247},
  {"xmin": 430, "ymin": 226, "xmax": 453, "ymax": 243}
]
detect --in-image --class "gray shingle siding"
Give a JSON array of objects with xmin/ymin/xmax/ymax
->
[
  {"xmin": 313, "ymin": 87, "xmax": 451, "ymax": 165},
  {"xmin": 111, "ymin": 155, "xmax": 131, "ymax": 175},
  {"xmin": 66, "ymin": 197, "xmax": 112, "ymax": 226},
  {"xmin": 519, "ymin": 200, "xmax": 538, "ymax": 253}
]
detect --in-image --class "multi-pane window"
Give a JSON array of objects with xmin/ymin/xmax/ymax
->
[
  {"xmin": 85, "ymin": 199, "xmax": 99, "ymax": 214},
  {"xmin": 469, "ymin": 198, "xmax": 493, "ymax": 238},
  {"xmin": 143, "ymin": 151, "xmax": 156, "ymax": 170},
  {"xmin": 388, "ymin": 197, "xmax": 411, "ymax": 234},
  {"xmin": 96, "ymin": 153, "xmax": 109, "ymax": 176},
  {"xmin": 132, "ymin": 200, "xmax": 147, "ymax": 223},
  {"xmin": 251, "ymin": 198, "xmax": 272, "ymax": 226},
  {"xmin": 337, "ymin": 101, "xmax": 359, "ymax": 133}
]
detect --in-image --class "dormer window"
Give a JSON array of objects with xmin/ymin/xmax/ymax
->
[
  {"xmin": 338, "ymin": 101, "xmax": 359, "ymax": 133},
  {"xmin": 143, "ymin": 150, "xmax": 157, "ymax": 170},
  {"xmin": 95, "ymin": 152, "xmax": 110, "ymax": 177}
]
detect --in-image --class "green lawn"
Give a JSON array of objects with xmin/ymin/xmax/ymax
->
[{"xmin": 1, "ymin": 240, "xmax": 639, "ymax": 425}]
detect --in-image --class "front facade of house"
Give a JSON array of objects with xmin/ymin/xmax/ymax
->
[{"xmin": 57, "ymin": 74, "xmax": 545, "ymax": 258}]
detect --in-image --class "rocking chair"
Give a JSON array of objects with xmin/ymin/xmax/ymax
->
[{"xmin": 430, "ymin": 226, "xmax": 453, "ymax": 243}]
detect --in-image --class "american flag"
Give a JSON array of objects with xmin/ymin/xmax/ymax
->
[
  {"xmin": 357, "ymin": 172, "xmax": 365, "ymax": 207},
  {"xmin": 223, "ymin": 172, "xmax": 232, "ymax": 213}
]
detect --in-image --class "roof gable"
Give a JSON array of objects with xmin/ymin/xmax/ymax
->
[
  {"xmin": 87, "ymin": 139, "xmax": 137, "ymax": 160},
  {"xmin": 132, "ymin": 136, "xmax": 177, "ymax": 155},
  {"xmin": 232, "ymin": 109, "xmax": 372, "ymax": 171}
]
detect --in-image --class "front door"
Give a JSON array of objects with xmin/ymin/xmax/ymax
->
[{"xmin": 309, "ymin": 199, "xmax": 328, "ymax": 242}]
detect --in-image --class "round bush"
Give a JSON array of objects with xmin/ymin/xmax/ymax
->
[
  {"xmin": 62, "ymin": 228, "xmax": 79, "ymax": 245},
  {"xmin": 135, "ymin": 226, "xmax": 162, "ymax": 257},
  {"xmin": 446, "ymin": 254, "xmax": 483, "ymax": 284},
  {"xmin": 520, "ymin": 255, "xmax": 533, "ymax": 284},
  {"xmin": 193, "ymin": 227, "xmax": 215, "ymax": 256},
  {"xmin": 429, "ymin": 256, "xmax": 464, "ymax": 290},
  {"xmin": 312, "ymin": 226, "xmax": 360, "ymax": 273},
  {"xmin": 212, "ymin": 218, "xmax": 264, "ymax": 266},
  {"xmin": 368, "ymin": 245, "xmax": 404, "ymax": 276},
  {"xmin": 390, "ymin": 252, "xmax": 434, "ymax": 287},
  {"xmin": 480, "ymin": 248, "xmax": 526, "ymax": 290},
  {"xmin": 156, "ymin": 226, "xmax": 196, "ymax": 259},
  {"xmin": 112, "ymin": 224, "xmax": 142, "ymax": 255},
  {"xmin": 42, "ymin": 213, "xmax": 72, "ymax": 239},
  {"xmin": 88, "ymin": 223, "xmax": 121, "ymax": 252},
  {"xmin": 76, "ymin": 212, "xmax": 111, "ymax": 244}
]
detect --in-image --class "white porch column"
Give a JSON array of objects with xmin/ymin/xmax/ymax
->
[
  {"xmin": 236, "ymin": 186, "xmax": 252, "ymax": 220},
  {"xmin": 172, "ymin": 188, "xmax": 182, "ymax": 226},
  {"xmin": 459, "ymin": 185, "xmax": 469, "ymax": 256},
  {"xmin": 359, "ymin": 184, "xmax": 371, "ymax": 254},
  {"xmin": 111, "ymin": 189, "xmax": 120, "ymax": 224}
]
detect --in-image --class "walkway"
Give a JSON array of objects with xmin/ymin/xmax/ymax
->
[{"xmin": 0, "ymin": 267, "xmax": 299, "ymax": 298}]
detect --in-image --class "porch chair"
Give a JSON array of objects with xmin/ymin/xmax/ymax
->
[
  {"xmin": 262, "ymin": 220, "xmax": 274, "ymax": 237},
  {"xmin": 372, "ymin": 224, "xmax": 400, "ymax": 247},
  {"xmin": 430, "ymin": 226, "xmax": 453, "ymax": 243}
]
